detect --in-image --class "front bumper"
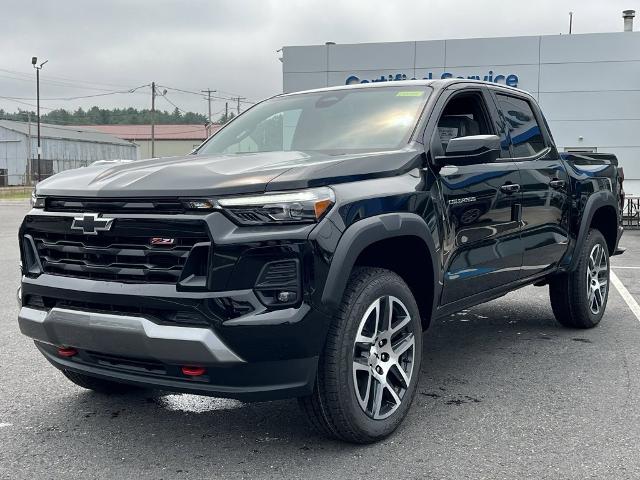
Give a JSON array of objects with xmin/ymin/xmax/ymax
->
[
  {"xmin": 19, "ymin": 306, "xmax": 245, "ymax": 365},
  {"xmin": 18, "ymin": 273, "xmax": 332, "ymax": 400},
  {"xmin": 19, "ymin": 302, "xmax": 321, "ymax": 401}
]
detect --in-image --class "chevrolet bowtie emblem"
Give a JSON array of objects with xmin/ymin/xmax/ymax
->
[{"xmin": 70, "ymin": 213, "xmax": 114, "ymax": 235}]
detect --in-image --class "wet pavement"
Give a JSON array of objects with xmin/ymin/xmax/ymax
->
[{"xmin": 1, "ymin": 201, "xmax": 640, "ymax": 479}]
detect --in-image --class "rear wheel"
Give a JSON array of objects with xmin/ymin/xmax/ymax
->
[
  {"xmin": 62, "ymin": 370, "xmax": 141, "ymax": 394},
  {"xmin": 549, "ymin": 229, "xmax": 610, "ymax": 329},
  {"xmin": 299, "ymin": 267, "xmax": 423, "ymax": 443}
]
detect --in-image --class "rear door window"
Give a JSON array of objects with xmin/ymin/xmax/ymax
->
[{"xmin": 495, "ymin": 94, "xmax": 546, "ymax": 158}]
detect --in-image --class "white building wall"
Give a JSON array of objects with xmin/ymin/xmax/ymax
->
[{"xmin": 283, "ymin": 31, "xmax": 640, "ymax": 194}]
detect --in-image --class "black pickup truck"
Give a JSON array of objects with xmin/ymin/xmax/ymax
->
[{"xmin": 18, "ymin": 80, "xmax": 624, "ymax": 443}]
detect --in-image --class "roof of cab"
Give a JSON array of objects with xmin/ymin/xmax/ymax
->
[{"xmin": 281, "ymin": 78, "xmax": 530, "ymax": 97}]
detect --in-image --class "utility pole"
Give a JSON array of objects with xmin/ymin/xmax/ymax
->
[
  {"xmin": 201, "ymin": 88, "xmax": 216, "ymax": 124},
  {"xmin": 151, "ymin": 81, "xmax": 156, "ymax": 158},
  {"xmin": 31, "ymin": 57, "xmax": 47, "ymax": 183},
  {"xmin": 225, "ymin": 102, "xmax": 228, "ymax": 122},
  {"xmin": 235, "ymin": 97, "xmax": 246, "ymax": 116}
]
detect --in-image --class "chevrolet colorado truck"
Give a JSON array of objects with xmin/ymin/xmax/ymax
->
[{"xmin": 18, "ymin": 80, "xmax": 624, "ymax": 443}]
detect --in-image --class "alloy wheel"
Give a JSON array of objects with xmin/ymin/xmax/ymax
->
[
  {"xmin": 352, "ymin": 296, "xmax": 416, "ymax": 420},
  {"xmin": 587, "ymin": 243, "xmax": 609, "ymax": 315}
]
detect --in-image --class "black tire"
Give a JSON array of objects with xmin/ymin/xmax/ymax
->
[
  {"xmin": 62, "ymin": 370, "xmax": 141, "ymax": 394},
  {"xmin": 298, "ymin": 267, "xmax": 423, "ymax": 443},
  {"xmin": 549, "ymin": 229, "xmax": 610, "ymax": 329}
]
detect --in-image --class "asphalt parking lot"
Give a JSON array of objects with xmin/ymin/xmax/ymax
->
[{"xmin": 1, "ymin": 201, "xmax": 640, "ymax": 480}]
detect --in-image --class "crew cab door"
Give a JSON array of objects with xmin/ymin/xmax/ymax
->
[
  {"xmin": 491, "ymin": 92, "xmax": 570, "ymax": 278},
  {"xmin": 429, "ymin": 86, "xmax": 523, "ymax": 305}
]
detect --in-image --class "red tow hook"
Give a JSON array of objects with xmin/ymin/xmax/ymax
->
[
  {"xmin": 57, "ymin": 346, "xmax": 78, "ymax": 358},
  {"xmin": 181, "ymin": 366, "xmax": 206, "ymax": 377}
]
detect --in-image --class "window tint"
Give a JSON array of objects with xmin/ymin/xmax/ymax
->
[
  {"xmin": 495, "ymin": 94, "xmax": 546, "ymax": 157},
  {"xmin": 435, "ymin": 92, "xmax": 492, "ymax": 153}
]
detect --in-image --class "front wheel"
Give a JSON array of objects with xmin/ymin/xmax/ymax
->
[
  {"xmin": 549, "ymin": 229, "xmax": 610, "ymax": 329},
  {"xmin": 299, "ymin": 267, "xmax": 423, "ymax": 443}
]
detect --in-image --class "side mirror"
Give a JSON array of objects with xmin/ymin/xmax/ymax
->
[{"xmin": 434, "ymin": 134, "xmax": 502, "ymax": 167}]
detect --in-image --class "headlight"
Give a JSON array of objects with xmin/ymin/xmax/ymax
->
[
  {"xmin": 184, "ymin": 187, "xmax": 335, "ymax": 225},
  {"xmin": 30, "ymin": 191, "xmax": 44, "ymax": 208}
]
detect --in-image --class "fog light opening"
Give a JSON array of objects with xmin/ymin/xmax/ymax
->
[
  {"xmin": 181, "ymin": 366, "xmax": 207, "ymax": 377},
  {"xmin": 57, "ymin": 346, "xmax": 78, "ymax": 358},
  {"xmin": 277, "ymin": 291, "xmax": 297, "ymax": 303}
]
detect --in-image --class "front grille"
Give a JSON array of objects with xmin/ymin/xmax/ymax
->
[
  {"xmin": 23, "ymin": 216, "xmax": 209, "ymax": 284},
  {"xmin": 46, "ymin": 197, "xmax": 185, "ymax": 214}
]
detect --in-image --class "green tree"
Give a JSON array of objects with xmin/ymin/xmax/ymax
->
[
  {"xmin": 1, "ymin": 105, "xmax": 209, "ymax": 125},
  {"xmin": 217, "ymin": 111, "xmax": 236, "ymax": 124}
]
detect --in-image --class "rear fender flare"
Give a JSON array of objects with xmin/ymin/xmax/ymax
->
[{"xmin": 569, "ymin": 190, "xmax": 618, "ymax": 271}]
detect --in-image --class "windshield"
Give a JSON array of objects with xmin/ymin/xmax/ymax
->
[{"xmin": 197, "ymin": 86, "xmax": 431, "ymax": 155}]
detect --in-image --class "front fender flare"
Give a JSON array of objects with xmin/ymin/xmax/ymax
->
[{"xmin": 320, "ymin": 213, "xmax": 439, "ymax": 315}]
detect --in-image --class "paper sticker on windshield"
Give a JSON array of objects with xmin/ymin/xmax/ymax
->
[
  {"xmin": 396, "ymin": 91, "xmax": 424, "ymax": 97},
  {"xmin": 438, "ymin": 127, "xmax": 458, "ymax": 142}
]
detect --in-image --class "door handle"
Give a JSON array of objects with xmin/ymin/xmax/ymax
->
[
  {"xmin": 500, "ymin": 183, "xmax": 521, "ymax": 194},
  {"xmin": 549, "ymin": 179, "xmax": 566, "ymax": 190}
]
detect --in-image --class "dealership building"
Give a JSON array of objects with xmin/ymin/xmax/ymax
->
[{"xmin": 282, "ymin": 17, "xmax": 640, "ymax": 194}]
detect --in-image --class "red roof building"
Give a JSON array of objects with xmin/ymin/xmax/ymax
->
[{"xmin": 83, "ymin": 124, "xmax": 222, "ymax": 159}]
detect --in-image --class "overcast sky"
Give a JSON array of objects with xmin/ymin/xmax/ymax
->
[{"xmin": 0, "ymin": 0, "xmax": 635, "ymax": 120}]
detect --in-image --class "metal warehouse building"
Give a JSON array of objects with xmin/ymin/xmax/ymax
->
[
  {"xmin": 0, "ymin": 119, "xmax": 138, "ymax": 186},
  {"xmin": 282, "ymin": 16, "xmax": 640, "ymax": 194}
]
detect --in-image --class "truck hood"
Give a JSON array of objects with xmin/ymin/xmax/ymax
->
[{"xmin": 35, "ymin": 147, "xmax": 424, "ymax": 198}]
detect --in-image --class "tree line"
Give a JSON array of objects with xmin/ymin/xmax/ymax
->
[{"xmin": 0, "ymin": 106, "xmax": 237, "ymax": 125}]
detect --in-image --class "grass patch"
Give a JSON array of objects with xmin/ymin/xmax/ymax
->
[{"xmin": 0, "ymin": 190, "xmax": 31, "ymax": 201}]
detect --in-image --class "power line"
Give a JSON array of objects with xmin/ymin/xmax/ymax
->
[
  {"xmin": 161, "ymin": 93, "xmax": 191, "ymax": 115},
  {"xmin": 0, "ymin": 95, "xmax": 54, "ymax": 110},
  {"xmin": 0, "ymin": 77, "xmax": 253, "ymax": 106},
  {"xmin": 0, "ymin": 67, "xmax": 255, "ymax": 104},
  {"xmin": 0, "ymin": 68, "xmax": 146, "ymax": 91},
  {"xmin": 158, "ymin": 84, "xmax": 256, "ymax": 104},
  {"xmin": 0, "ymin": 84, "xmax": 150, "ymax": 102}
]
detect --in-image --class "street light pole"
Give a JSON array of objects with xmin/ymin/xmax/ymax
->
[
  {"xmin": 569, "ymin": 11, "xmax": 573, "ymax": 34},
  {"xmin": 36, "ymin": 66, "xmax": 40, "ymax": 182},
  {"xmin": 32, "ymin": 57, "xmax": 47, "ymax": 183}
]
